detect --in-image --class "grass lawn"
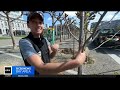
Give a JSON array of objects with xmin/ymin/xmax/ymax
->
[
  {"xmin": 15, "ymin": 35, "xmax": 27, "ymax": 38},
  {"xmin": 0, "ymin": 35, "xmax": 27, "ymax": 40},
  {"xmin": 0, "ymin": 37, "xmax": 11, "ymax": 40}
]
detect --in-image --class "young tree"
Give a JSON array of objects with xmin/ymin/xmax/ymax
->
[
  {"xmin": 63, "ymin": 11, "xmax": 107, "ymax": 75},
  {"xmin": 91, "ymin": 11, "xmax": 120, "ymax": 50},
  {"xmin": 56, "ymin": 12, "xmax": 65, "ymax": 42},
  {"xmin": 0, "ymin": 11, "xmax": 23, "ymax": 49},
  {"xmin": 43, "ymin": 11, "xmax": 64, "ymax": 44}
]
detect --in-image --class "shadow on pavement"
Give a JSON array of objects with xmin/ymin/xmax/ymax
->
[
  {"xmin": 97, "ymin": 69, "xmax": 120, "ymax": 75},
  {"xmin": 87, "ymin": 42, "xmax": 107, "ymax": 54},
  {"xmin": 88, "ymin": 42, "xmax": 120, "ymax": 55},
  {"xmin": 0, "ymin": 47, "xmax": 20, "ymax": 53}
]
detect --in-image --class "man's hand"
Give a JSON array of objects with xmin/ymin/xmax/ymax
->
[
  {"xmin": 75, "ymin": 51, "xmax": 86, "ymax": 65},
  {"xmin": 49, "ymin": 43, "xmax": 59, "ymax": 59},
  {"xmin": 51, "ymin": 44, "xmax": 59, "ymax": 52}
]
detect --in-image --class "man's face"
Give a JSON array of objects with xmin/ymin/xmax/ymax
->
[{"xmin": 28, "ymin": 18, "xmax": 44, "ymax": 35}]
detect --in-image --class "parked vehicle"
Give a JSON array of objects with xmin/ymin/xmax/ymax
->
[{"xmin": 92, "ymin": 28, "xmax": 120, "ymax": 48}]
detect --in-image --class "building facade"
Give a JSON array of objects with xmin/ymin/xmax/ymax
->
[
  {"xmin": 90, "ymin": 20, "xmax": 120, "ymax": 32},
  {"xmin": 0, "ymin": 11, "xmax": 30, "ymax": 36}
]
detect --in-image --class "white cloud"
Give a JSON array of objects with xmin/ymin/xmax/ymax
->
[
  {"xmin": 103, "ymin": 11, "xmax": 119, "ymax": 21},
  {"xmin": 64, "ymin": 11, "xmax": 77, "ymax": 17},
  {"xmin": 104, "ymin": 14, "xmax": 113, "ymax": 20},
  {"xmin": 91, "ymin": 11, "xmax": 120, "ymax": 22},
  {"xmin": 47, "ymin": 17, "xmax": 52, "ymax": 21},
  {"xmin": 88, "ymin": 11, "xmax": 120, "ymax": 30},
  {"xmin": 59, "ymin": 11, "xmax": 120, "ymax": 30},
  {"xmin": 64, "ymin": 11, "xmax": 80, "ymax": 27}
]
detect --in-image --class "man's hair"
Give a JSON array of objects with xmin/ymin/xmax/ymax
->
[{"xmin": 27, "ymin": 12, "xmax": 44, "ymax": 23}]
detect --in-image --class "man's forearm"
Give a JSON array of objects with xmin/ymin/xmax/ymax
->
[{"xmin": 36, "ymin": 59, "xmax": 79, "ymax": 75}]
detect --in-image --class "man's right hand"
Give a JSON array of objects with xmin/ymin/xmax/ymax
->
[{"xmin": 75, "ymin": 51, "xmax": 86, "ymax": 65}]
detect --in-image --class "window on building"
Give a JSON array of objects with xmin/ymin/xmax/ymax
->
[
  {"xmin": 25, "ymin": 24, "xmax": 27, "ymax": 28},
  {"xmin": 0, "ymin": 29, "xmax": 2, "ymax": 34},
  {"xmin": 5, "ymin": 21, "xmax": 7, "ymax": 26},
  {"xmin": 23, "ymin": 24, "xmax": 24, "ymax": 28},
  {"xmin": 6, "ymin": 29, "xmax": 9, "ymax": 35},
  {"xmin": 11, "ymin": 23, "xmax": 14, "ymax": 27},
  {"xmin": 1, "ymin": 23, "xmax": 3, "ymax": 28},
  {"xmin": 18, "ymin": 23, "xmax": 19, "ymax": 27},
  {"xmin": 1, "ymin": 21, "xmax": 3, "ymax": 28}
]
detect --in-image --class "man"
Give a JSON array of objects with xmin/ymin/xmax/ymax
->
[{"xmin": 19, "ymin": 12, "xmax": 86, "ymax": 75}]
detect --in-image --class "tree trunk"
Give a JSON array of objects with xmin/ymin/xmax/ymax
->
[
  {"xmin": 6, "ymin": 14, "xmax": 16, "ymax": 49},
  {"xmin": 60, "ymin": 20, "xmax": 62, "ymax": 42},
  {"xmin": 78, "ymin": 11, "xmax": 85, "ymax": 75}
]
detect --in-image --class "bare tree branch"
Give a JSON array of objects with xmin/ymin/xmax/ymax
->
[
  {"xmin": 82, "ymin": 11, "xmax": 107, "ymax": 49},
  {"xmin": 62, "ymin": 12, "xmax": 80, "ymax": 42},
  {"xmin": 53, "ymin": 12, "xmax": 64, "ymax": 25},
  {"xmin": 10, "ymin": 11, "xmax": 23, "ymax": 22},
  {"xmin": 44, "ymin": 11, "xmax": 59, "ymax": 26},
  {"xmin": 65, "ymin": 22, "xmax": 79, "ymax": 41},
  {"xmin": 88, "ymin": 11, "xmax": 119, "ymax": 46},
  {"xmin": 98, "ymin": 12, "xmax": 102, "ymax": 15},
  {"xmin": 0, "ymin": 11, "xmax": 23, "ymax": 22},
  {"xmin": 109, "ymin": 11, "xmax": 119, "ymax": 23},
  {"xmin": 0, "ymin": 12, "xmax": 7, "ymax": 18},
  {"xmin": 92, "ymin": 29, "xmax": 120, "ymax": 50},
  {"xmin": 44, "ymin": 11, "xmax": 52, "ymax": 17}
]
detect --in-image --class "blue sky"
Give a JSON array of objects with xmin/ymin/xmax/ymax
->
[
  {"xmin": 23, "ymin": 13, "xmax": 55, "ymax": 24},
  {"xmin": 23, "ymin": 11, "xmax": 76, "ymax": 27},
  {"xmin": 23, "ymin": 11, "xmax": 120, "ymax": 29}
]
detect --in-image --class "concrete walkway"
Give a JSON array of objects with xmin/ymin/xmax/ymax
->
[{"xmin": 0, "ymin": 37, "xmax": 120, "ymax": 75}]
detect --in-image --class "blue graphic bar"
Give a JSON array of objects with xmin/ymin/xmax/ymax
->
[{"xmin": 12, "ymin": 66, "xmax": 35, "ymax": 77}]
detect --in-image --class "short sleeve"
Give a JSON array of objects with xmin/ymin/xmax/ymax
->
[{"xmin": 19, "ymin": 39, "xmax": 39, "ymax": 60}]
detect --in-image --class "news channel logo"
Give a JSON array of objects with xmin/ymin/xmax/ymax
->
[
  {"xmin": 4, "ymin": 66, "xmax": 12, "ymax": 75},
  {"xmin": 4, "ymin": 66, "xmax": 35, "ymax": 77}
]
